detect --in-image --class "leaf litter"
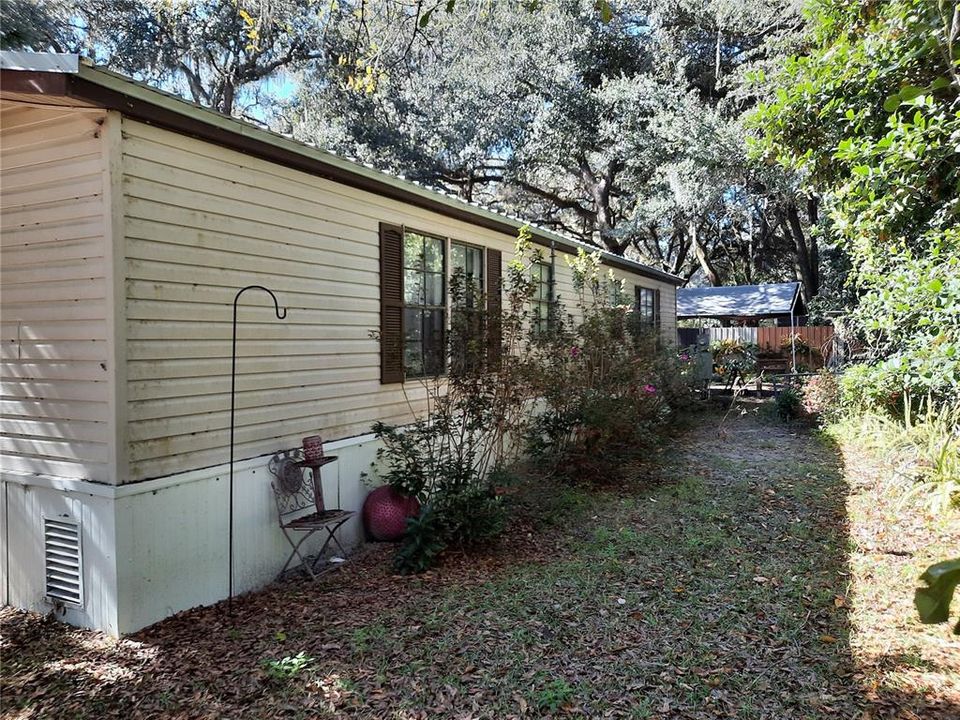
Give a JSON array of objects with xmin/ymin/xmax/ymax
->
[{"xmin": 1, "ymin": 404, "xmax": 957, "ymax": 718}]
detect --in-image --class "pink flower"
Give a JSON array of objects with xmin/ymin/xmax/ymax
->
[
  {"xmin": 570, "ymin": 346, "xmax": 581, "ymax": 358},
  {"xmin": 643, "ymin": 384, "xmax": 657, "ymax": 394},
  {"xmin": 679, "ymin": 353, "xmax": 690, "ymax": 362}
]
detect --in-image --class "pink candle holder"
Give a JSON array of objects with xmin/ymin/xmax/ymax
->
[{"xmin": 302, "ymin": 435, "xmax": 324, "ymax": 463}]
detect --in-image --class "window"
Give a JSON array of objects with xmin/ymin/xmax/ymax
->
[
  {"xmin": 450, "ymin": 242, "xmax": 484, "ymax": 308},
  {"xmin": 449, "ymin": 243, "xmax": 485, "ymax": 373},
  {"xmin": 532, "ymin": 261, "xmax": 554, "ymax": 333},
  {"xmin": 403, "ymin": 231, "xmax": 446, "ymax": 377},
  {"xmin": 635, "ymin": 286, "xmax": 659, "ymax": 328},
  {"xmin": 379, "ymin": 222, "xmax": 503, "ymax": 383}
]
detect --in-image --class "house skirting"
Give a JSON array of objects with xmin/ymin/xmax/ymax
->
[{"xmin": 1, "ymin": 433, "xmax": 378, "ymax": 635}]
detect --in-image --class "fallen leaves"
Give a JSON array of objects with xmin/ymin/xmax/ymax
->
[{"xmin": 2, "ymin": 407, "xmax": 958, "ymax": 718}]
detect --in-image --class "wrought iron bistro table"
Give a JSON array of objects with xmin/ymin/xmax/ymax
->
[{"xmin": 269, "ymin": 451, "xmax": 354, "ymax": 580}]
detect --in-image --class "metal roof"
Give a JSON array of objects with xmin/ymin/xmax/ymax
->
[
  {"xmin": 677, "ymin": 282, "xmax": 803, "ymax": 319},
  {"xmin": 0, "ymin": 50, "xmax": 78, "ymax": 72},
  {"xmin": 0, "ymin": 51, "xmax": 682, "ymax": 286}
]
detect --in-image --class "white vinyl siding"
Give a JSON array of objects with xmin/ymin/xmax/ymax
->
[
  {"xmin": 609, "ymin": 267, "xmax": 677, "ymax": 340},
  {"xmin": 118, "ymin": 119, "xmax": 675, "ymax": 482},
  {"xmin": 0, "ymin": 105, "xmax": 113, "ymax": 482}
]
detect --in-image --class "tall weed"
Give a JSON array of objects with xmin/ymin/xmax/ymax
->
[{"xmin": 827, "ymin": 409, "xmax": 960, "ymax": 513}]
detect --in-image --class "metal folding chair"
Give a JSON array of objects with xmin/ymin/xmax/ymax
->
[{"xmin": 269, "ymin": 451, "xmax": 354, "ymax": 579}]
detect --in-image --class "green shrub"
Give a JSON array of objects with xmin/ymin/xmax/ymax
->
[
  {"xmin": 839, "ymin": 363, "xmax": 901, "ymax": 415},
  {"xmin": 775, "ymin": 387, "xmax": 802, "ymax": 420},
  {"xmin": 524, "ymin": 249, "xmax": 696, "ymax": 479},
  {"xmin": 802, "ymin": 370, "xmax": 841, "ymax": 420},
  {"xmin": 393, "ymin": 507, "xmax": 447, "ymax": 574}
]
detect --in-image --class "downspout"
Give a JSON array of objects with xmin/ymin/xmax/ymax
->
[
  {"xmin": 548, "ymin": 240, "xmax": 557, "ymax": 326},
  {"xmin": 549, "ymin": 240, "xmax": 556, "ymax": 300}
]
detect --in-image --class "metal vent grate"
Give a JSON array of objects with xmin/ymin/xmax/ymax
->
[{"xmin": 44, "ymin": 517, "xmax": 83, "ymax": 606}]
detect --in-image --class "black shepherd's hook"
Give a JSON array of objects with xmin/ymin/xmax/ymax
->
[{"xmin": 228, "ymin": 285, "xmax": 287, "ymax": 613}]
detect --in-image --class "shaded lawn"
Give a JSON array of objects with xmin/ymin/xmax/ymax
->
[{"xmin": 2, "ymin": 404, "xmax": 958, "ymax": 719}]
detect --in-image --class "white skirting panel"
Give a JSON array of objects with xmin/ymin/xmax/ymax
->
[
  {"xmin": 2, "ymin": 432, "xmax": 379, "ymax": 636},
  {"xmin": 0, "ymin": 479, "xmax": 119, "ymax": 635},
  {"xmin": 114, "ymin": 433, "xmax": 376, "ymax": 634}
]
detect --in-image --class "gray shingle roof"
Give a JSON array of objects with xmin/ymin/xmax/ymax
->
[{"xmin": 677, "ymin": 283, "xmax": 802, "ymax": 319}]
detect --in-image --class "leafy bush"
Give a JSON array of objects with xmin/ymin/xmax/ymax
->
[
  {"xmin": 838, "ymin": 363, "xmax": 902, "ymax": 416},
  {"xmin": 802, "ymin": 370, "xmax": 841, "ymax": 420},
  {"xmin": 392, "ymin": 507, "xmax": 446, "ymax": 574},
  {"xmin": 775, "ymin": 387, "xmax": 802, "ymax": 421},
  {"xmin": 753, "ymin": 0, "xmax": 960, "ymax": 420},
  {"xmin": 524, "ymin": 249, "xmax": 695, "ymax": 479}
]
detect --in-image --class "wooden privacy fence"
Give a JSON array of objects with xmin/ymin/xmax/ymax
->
[
  {"xmin": 757, "ymin": 326, "xmax": 833, "ymax": 357},
  {"xmin": 680, "ymin": 326, "xmax": 836, "ymax": 368}
]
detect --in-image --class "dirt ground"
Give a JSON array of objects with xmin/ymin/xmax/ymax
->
[{"xmin": 2, "ymin": 403, "xmax": 958, "ymax": 719}]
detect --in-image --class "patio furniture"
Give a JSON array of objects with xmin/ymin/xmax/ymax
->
[
  {"xmin": 756, "ymin": 357, "xmax": 791, "ymax": 374},
  {"xmin": 269, "ymin": 449, "xmax": 354, "ymax": 580}
]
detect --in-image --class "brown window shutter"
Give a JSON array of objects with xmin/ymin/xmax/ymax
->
[
  {"xmin": 486, "ymin": 248, "xmax": 503, "ymax": 368},
  {"xmin": 654, "ymin": 288, "xmax": 661, "ymax": 329},
  {"xmin": 379, "ymin": 222, "xmax": 404, "ymax": 383}
]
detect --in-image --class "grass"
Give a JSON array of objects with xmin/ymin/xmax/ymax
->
[
  {"xmin": 1, "ymin": 403, "xmax": 958, "ymax": 718},
  {"xmin": 825, "ymin": 408, "xmax": 960, "ymax": 513}
]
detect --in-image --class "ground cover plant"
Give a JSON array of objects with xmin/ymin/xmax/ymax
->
[{"xmin": 3, "ymin": 403, "xmax": 957, "ymax": 718}]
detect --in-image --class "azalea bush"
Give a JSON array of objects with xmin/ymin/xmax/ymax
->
[
  {"xmin": 373, "ymin": 232, "xmax": 694, "ymax": 570},
  {"xmin": 372, "ymin": 231, "xmax": 544, "ymax": 573},
  {"xmin": 526, "ymin": 249, "xmax": 695, "ymax": 480}
]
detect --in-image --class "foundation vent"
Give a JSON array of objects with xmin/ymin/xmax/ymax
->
[{"xmin": 44, "ymin": 517, "xmax": 83, "ymax": 606}]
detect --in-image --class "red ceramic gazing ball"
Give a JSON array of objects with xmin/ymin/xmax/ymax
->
[{"xmin": 362, "ymin": 486, "xmax": 420, "ymax": 541}]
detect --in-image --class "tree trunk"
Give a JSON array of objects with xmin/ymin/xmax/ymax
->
[
  {"xmin": 691, "ymin": 220, "xmax": 721, "ymax": 286},
  {"xmin": 782, "ymin": 201, "xmax": 819, "ymax": 302}
]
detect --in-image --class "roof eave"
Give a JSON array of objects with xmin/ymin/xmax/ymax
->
[{"xmin": 676, "ymin": 312, "xmax": 797, "ymax": 320}]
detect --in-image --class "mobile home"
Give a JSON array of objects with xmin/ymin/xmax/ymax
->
[{"xmin": 0, "ymin": 52, "xmax": 681, "ymax": 635}]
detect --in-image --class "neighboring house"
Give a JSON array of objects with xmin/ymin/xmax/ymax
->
[
  {"xmin": 0, "ymin": 52, "xmax": 681, "ymax": 635},
  {"xmin": 677, "ymin": 282, "xmax": 806, "ymax": 327}
]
